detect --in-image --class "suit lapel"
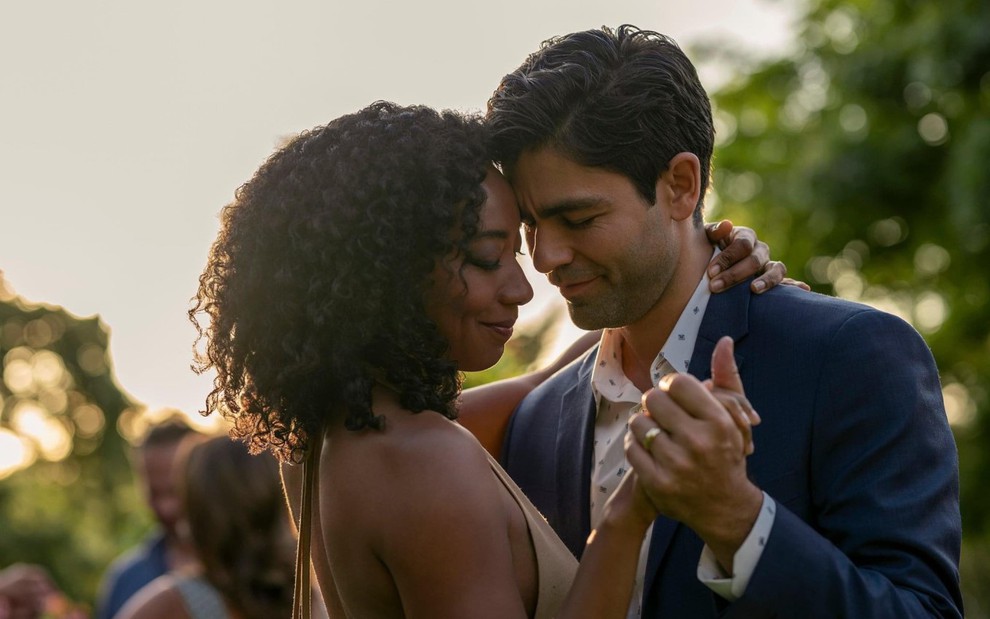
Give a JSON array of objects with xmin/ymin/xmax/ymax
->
[
  {"xmin": 555, "ymin": 348, "xmax": 599, "ymax": 558},
  {"xmin": 643, "ymin": 281, "xmax": 751, "ymax": 602},
  {"xmin": 688, "ymin": 280, "xmax": 749, "ymax": 379}
]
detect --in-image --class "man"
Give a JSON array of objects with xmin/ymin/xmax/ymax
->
[
  {"xmin": 489, "ymin": 25, "xmax": 962, "ymax": 618},
  {"xmin": 95, "ymin": 416, "xmax": 198, "ymax": 619}
]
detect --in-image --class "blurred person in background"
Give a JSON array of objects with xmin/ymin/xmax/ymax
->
[
  {"xmin": 95, "ymin": 416, "xmax": 199, "ymax": 619},
  {"xmin": 0, "ymin": 563, "xmax": 52, "ymax": 619},
  {"xmin": 115, "ymin": 434, "xmax": 311, "ymax": 619},
  {"xmin": 0, "ymin": 563, "xmax": 85, "ymax": 619}
]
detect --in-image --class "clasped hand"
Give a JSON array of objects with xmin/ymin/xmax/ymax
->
[{"xmin": 625, "ymin": 336, "xmax": 764, "ymax": 572}]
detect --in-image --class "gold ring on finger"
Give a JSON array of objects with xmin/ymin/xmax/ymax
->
[{"xmin": 641, "ymin": 427, "xmax": 662, "ymax": 451}]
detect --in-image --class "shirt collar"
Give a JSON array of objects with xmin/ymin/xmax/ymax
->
[{"xmin": 591, "ymin": 247, "xmax": 718, "ymax": 403}]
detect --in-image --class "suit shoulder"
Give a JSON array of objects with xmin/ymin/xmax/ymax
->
[
  {"xmin": 518, "ymin": 346, "xmax": 596, "ymax": 408},
  {"xmin": 751, "ymin": 286, "xmax": 917, "ymax": 334}
]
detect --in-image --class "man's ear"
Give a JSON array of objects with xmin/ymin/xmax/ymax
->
[{"xmin": 656, "ymin": 152, "xmax": 701, "ymax": 222}]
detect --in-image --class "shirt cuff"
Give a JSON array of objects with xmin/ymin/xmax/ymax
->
[{"xmin": 696, "ymin": 492, "xmax": 777, "ymax": 601}]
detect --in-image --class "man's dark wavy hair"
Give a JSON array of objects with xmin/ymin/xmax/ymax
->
[
  {"xmin": 190, "ymin": 101, "xmax": 490, "ymax": 461},
  {"xmin": 487, "ymin": 24, "xmax": 714, "ymax": 223}
]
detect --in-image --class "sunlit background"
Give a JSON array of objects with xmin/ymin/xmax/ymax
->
[{"xmin": 0, "ymin": 0, "xmax": 798, "ymax": 475}]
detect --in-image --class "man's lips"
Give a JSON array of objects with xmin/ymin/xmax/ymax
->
[{"xmin": 555, "ymin": 276, "xmax": 600, "ymax": 300}]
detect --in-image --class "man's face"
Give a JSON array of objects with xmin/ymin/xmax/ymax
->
[
  {"xmin": 140, "ymin": 443, "xmax": 183, "ymax": 538},
  {"xmin": 511, "ymin": 147, "xmax": 678, "ymax": 330}
]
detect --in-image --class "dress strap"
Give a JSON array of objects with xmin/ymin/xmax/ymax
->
[{"xmin": 292, "ymin": 441, "xmax": 319, "ymax": 619}]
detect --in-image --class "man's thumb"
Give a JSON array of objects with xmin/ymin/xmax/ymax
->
[{"xmin": 710, "ymin": 335, "xmax": 743, "ymax": 395}]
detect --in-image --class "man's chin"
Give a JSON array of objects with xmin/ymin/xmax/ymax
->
[{"xmin": 566, "ymin": 303, "xmax": 624, "ymax": 331}]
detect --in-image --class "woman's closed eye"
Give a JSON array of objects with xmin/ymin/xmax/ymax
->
[{"xmin": 469, "ymin": 258, "xmax": 501, "ymax": 271}]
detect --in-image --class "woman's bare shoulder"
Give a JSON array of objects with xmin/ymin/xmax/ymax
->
[
  {"xmin": 290, "ymin": 408, "xmax": 494, "ymax": 516},
  {"xmin": 344, "ymin": 407, "xmax": 493, "ymax": 499}
]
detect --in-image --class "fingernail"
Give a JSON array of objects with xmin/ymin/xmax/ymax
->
[
  {"xmin": 658, "ymin": 374, "xmax": 675, "ymax": 390},
  {"xmin": 753, "ymin": 280, "xmax": 766, "ymax": 292},
  {"xmin": 710, "ymin": 279, "xmax": 724, "ymax": 292},
  {"xmin": 709, "ymin": 264, "xmax": 722, "ymax": 277}
]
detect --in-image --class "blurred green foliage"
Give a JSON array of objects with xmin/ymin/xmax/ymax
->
[
  {"xmin": 695, "ymin": 0, "xmax": 989, "ymax": 612},
  {"xmin": 0, "ymin": 276, "xmax": 151, "ymax": 610}
]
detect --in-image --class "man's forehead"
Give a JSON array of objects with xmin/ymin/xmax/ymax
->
[{"xmin": 510, "ymin": 149, "xmax": 628, "ymax": 215}]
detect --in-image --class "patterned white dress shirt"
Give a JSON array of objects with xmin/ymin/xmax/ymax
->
[{"xmin": 588, "ymin": 249, "xmax": 776, "ymax": 616}]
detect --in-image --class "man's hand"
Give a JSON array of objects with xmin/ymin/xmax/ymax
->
[
  {"xmin": 625, "ymin": 337, "xmax": 763, "ymax": 572},
  {"xmin": 704, "ymin": 335, "xmax": 760, "ymax": 455},
  {"xmin": 704, "ymin": 220, "xmax": 810, "ymax": 294}
]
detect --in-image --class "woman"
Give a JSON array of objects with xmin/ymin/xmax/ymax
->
[
  {"xmin": 116, "ymin": 435, "xmax": 306, "ymax": 619},
  {"xmin": 189, "ymin": 102, "xmax": 769, "ymax": 618}
]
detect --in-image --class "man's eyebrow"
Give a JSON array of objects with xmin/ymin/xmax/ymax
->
[{"xmin": 531, "ymin": 197, "xmax": 604, "ymax": 219}]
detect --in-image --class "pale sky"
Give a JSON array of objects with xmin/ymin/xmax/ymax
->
[{"xmin": 0, "ymin": 0, "xmax": 797, "ymax": 419}]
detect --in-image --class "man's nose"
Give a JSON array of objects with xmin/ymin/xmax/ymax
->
[{"xmin": 528, "ymin": 226, "xmax": 572, "ymax": 274}]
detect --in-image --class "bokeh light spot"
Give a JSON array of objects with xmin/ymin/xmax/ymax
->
[
  {"xmin": 869, "ymin": 217, "xmax": 908, "ymax": 247},
  {"xmin": 723, "ymin": 171, "xmax": 763, "ymax": 202},
  {"xmin": 77, "ymin": 343, "xmax": 107, "ymax": 377},
  {"xmin": 903, "ymin": 82, "xmax": 932, "ymax": 111},
  {"xmin": 3, "ymin": 359, "xmax": 34, "ymax": 394},
  {"xmin": 918, "ymin": 113, "xmax": 949, "ymax": 146},
  {"xmin": 824, "ymin": 8, "xmax": 860, "ymax": 54},
  {"xmin": 713, "ymin": 110, "xmax": 737, "ymax": 148},
  {"xmin": 11, "ymin": 401, "xmax": 74, "ymax": 462},
  {"xmin": 914, "ymin": 243, "xmax": 951, "ymax": 277},
  {"xmin": 24, "ymin": 319, "xmax": 54, "ymax": 348},
  {"xmin": 31, "ymin": 350, "xmax": 68, "ymax": 389},
  {"xmin": 943, "ymin": 383, "xmax": 976, "ymax": 428},
  {"xmin": 914, "ymin": 291, "xmax": 948, "ymax": 333},
  {"xmin": 72, "ymin": 404, "xmax": 106, "ymax": 438},
  {"xmin": 838, "ymin": 104, "xmax": 868, "ymax": 138},
  {"xmin": 0, "ymin": 429, "xmax": 35, "ymax": 479}
]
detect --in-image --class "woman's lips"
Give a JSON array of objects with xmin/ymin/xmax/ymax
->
[{"xmin": 482, "ymin": 321, "xmax": 515, "ymax": 340}]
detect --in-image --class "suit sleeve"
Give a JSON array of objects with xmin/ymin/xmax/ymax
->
[{"xmin": 726, "ymin": 310, "xmax": 962, "ymax": 618}]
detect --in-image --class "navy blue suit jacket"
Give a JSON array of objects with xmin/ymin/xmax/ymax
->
[{"xmin": 502, "ymin": 281, "xmax": 962, "ymax": 618}]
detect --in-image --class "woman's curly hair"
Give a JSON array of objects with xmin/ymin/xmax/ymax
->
[{"xmin": 190, "ymin": 101, "xmax": 491, "ymax": 461}]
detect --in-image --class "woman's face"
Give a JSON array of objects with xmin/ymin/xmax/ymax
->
[{"xmin": 424, "ymin": 168, "xmax": 534, "ymax": 372}]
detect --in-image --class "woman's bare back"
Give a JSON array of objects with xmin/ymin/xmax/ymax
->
[{"xmin": 283, "ymin": 387, "xmax": 538, "ymax": 618}]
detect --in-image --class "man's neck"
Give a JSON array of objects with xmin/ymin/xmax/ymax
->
[{"xmin": 619, "ymin": 231, "xmax": 712, "ymax": 391}]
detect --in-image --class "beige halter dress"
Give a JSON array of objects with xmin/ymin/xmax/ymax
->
[{"xmin": 292, "ymin": 440, "xmax": 579, "ymax": 619}]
